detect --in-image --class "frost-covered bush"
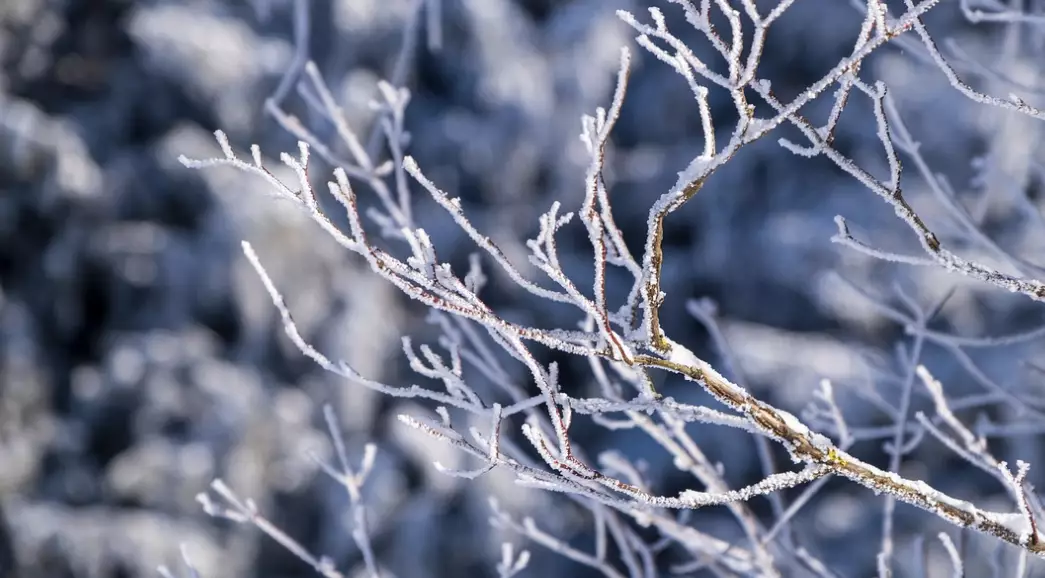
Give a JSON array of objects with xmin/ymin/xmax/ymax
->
[
  {"xmin": 3, "ymin": 0, "xmax": 1045, "ymax": 577},
  {"xmin": 172, "ymin": 0, "xmax": 1045, "ymax": 576}
]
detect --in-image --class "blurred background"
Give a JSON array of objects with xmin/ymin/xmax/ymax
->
[{"xmin": 2, "ymin": 0, "xmax": 1045, "ymax": 576}]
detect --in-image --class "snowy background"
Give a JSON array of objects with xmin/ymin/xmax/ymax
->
[{"xmin": 1, "ymin": 0, "xmax": 1045, "ymax": 576}]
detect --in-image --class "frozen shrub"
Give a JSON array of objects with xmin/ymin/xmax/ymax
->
[{"xmin": 173, "ymin": 0, "xmax": 1045, "ymax": 576}]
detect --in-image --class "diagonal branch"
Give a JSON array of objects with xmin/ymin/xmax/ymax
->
[{"xmin": 633, "ymin": 340, "xmax": 1045, "ymax": 556}]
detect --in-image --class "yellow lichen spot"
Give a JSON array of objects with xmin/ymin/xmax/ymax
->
[{"xmin": 825, "ymin": 448, "xmax": 847, "ymax": 467}]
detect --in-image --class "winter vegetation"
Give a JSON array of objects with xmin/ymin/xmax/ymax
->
[
  {"xmin": 3, "ymin": 0, "xmax": 1045, "ymax": 576},
  {"xmin": 168, "ymin": 0, "xmax": 1045, "ymax": 575}
]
